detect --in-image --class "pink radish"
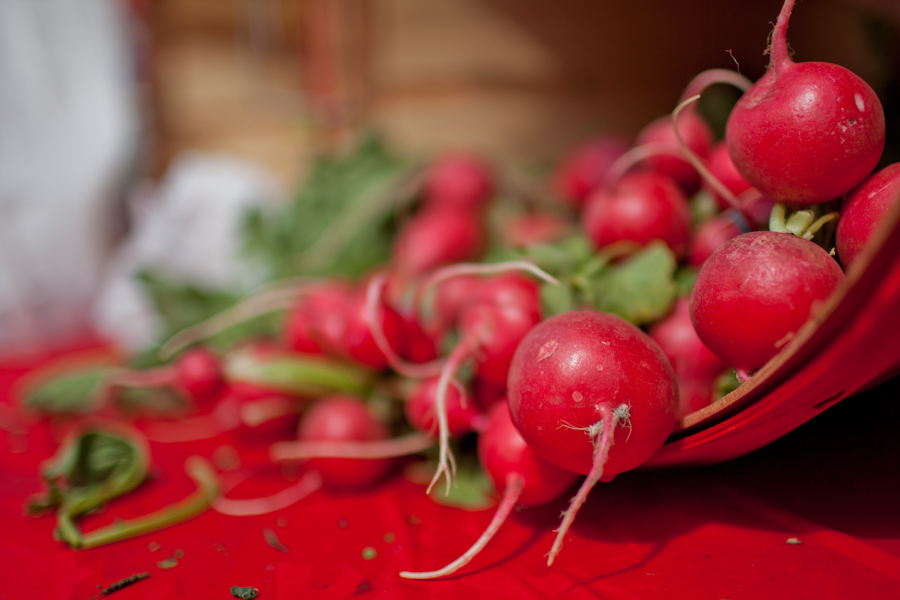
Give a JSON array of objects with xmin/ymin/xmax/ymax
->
[
  {"xmin": 553, "ymin": 137, "xmax": 629, "ymax": 208},
  {"xmin": 404, "ymin": 376, "xmax": 482, "ymax": 438},
  {"xmin": 582, "ymin": 170, "xmax": 692, "ymax": 257},
  {"xmin": 836, "ymin": 162, "xmax": 900, "ymax": 270},
  {"xmin": 295, "ymin": 395, "xmax": 396, "ymax": 489},
  {"xmin": 725, "ymin": 0, "xmax": 885, "ymax": 206},
  {"xmin": 340, "ymin": 286, "xmax": 407, "ymax": 370},
  {"xmin": 649, "ymin": 298, "xmax": 728, "ymax": 419},
  {"xmin": 283, "ymin": 280, "xmax": 354, "ymax": 356},
  {"xmin": 414, "ymin": 263, "xmax": 557, "ymax": 495},
  {"xmin": 686, "ymin": 212, "xmax": 743, "ymax": 267},
  {"xmin": 635, "ymin": 110, "xmax": 713, "ymax": 194},
  {"xmin": 391, "ymin": 207, "xmax": 486, "ymax": 279},
  {"xmin": 690, "ymin": 231, "xmax": 845, "ymax": 376},
  {"xmin": 501, "ymin": 212, "xmax": 570, "ymax": 249},
  {"xmin": 173, "ymin": 347, "xmax": 225, "ymax": 412},
  {"xmin": 704, "ymin": 141, "xmax": 753, "ymax": 211},
  {"xmin": 507, "ymin": 310, "xmax": 678, "ymax": 565},
  {"xmin": 400, "ymin": 402, "xmax": 578, "ymax": 579},
  {"xmin": 421, "ymin": 154, "xmax": 493, "ymax": 212}
]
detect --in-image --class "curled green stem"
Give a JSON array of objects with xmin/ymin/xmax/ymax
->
[{"xmin": 68, "ymin": 456, "xmax": 220, "ymax": 550}]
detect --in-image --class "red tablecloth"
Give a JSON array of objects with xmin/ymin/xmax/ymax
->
[{"xmin": 2, "ymin": 344, "xmax": 899, "ymax": 599}]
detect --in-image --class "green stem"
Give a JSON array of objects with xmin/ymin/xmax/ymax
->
[
  {"xmin": 785, "ymin": 210, "xmax": 815, "ymax": 237},
  {"xmin": 769, "ymin": 203, "xmax": 788, "ymax": 232},
  {"xmin": 72, "ymin": 456, "xmax": 219, "ymax": 550}
]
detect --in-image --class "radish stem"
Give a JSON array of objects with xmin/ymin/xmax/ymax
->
[{"xmin": 270, "ymin": 431, "xmax": 435, "ymax": 461}]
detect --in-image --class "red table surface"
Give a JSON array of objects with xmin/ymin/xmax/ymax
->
[{"xmin": 2, "ymin": 343, "xmax": 900, "ymax": 600}]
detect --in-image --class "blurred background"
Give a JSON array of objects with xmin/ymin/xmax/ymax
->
[{"xmin": 1, "ymin": 0, "xmax": 899, "ymax": 357}]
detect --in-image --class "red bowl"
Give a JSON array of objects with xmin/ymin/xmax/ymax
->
[{"xmin": 647, "ymin": 198, "xmax": 900, "ymax": 468}]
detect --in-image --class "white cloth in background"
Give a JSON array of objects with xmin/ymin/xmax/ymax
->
[
  {"xmin": 92, "ymin": 152, "xmax": 284, "ymax": 353},
  {"xmin": 0, "ymin": 0, "xmax": 141, "ymax": 356}
]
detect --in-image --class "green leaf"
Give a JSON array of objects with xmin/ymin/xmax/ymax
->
[
  {"xmin": 429, "ymin": 465, "xmax": 496, "ymax": 511},
  {"xmin": 540, "ymin": 280, "xmax": 577, "ymax": 318},
  {"xmin": 522, "ymin": 234, "xmax": 594, "ymax": 278},
  {"xmin": 591, "ymin": 242, "xmax": 678, "ymax": 325},
  {"xmin": 135, "ymin": 270, "xmax": 279, "ymax": 358},
  {"xmin": 23, "ymin": 370, "xmax": 107, "ymax": 414},
  {"xmin": 675, "ymin": 266, "xmax": 700, "ymax": 298},
  {"xmin": 242, "ymin": 134, "xmax": 414, "ymax": 280},
  {"xmin": 406, "ymin": 460, "xmax": 496, "ymax": 511},
  {"xmin": 231, "ymin": 586, "xmax": 259, "ymax": 599}
]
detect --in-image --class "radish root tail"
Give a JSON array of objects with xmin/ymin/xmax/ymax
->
[
  {"xmin": 547, "ymin": 404, "xmax": 619, "ymax": 567},
  {"xmin": 400, "ymin": 472, "xmax": 525, "ymax": 579},
  {"xmin": 425, "ymin": 340, "xmax": 472, "ymax": 496}
]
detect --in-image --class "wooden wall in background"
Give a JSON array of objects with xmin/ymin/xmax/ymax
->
[{"xmin": 142, "ymin": 0, "xmax": 899, "ymax": 185}]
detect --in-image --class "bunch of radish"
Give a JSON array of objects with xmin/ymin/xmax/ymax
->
[{"xmin": 22, "ymin": 0, "xmax": 900, "ymax": 580}]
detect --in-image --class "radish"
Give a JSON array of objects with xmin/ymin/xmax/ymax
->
[
  {"xmin": 414, "ymin": 264, "xmax": 557, "ymax": 495},
  {"xmin": 649, "ymin": 298, "xmax": 728, "ymax": 419},
  {"xmin": 686, "ymin": 211, "xmax": 743, "ymax": 267},
  {"xmin": 704, "ymin": 141, "xmax": 753, "ymax": 211},
  {"xmin": 553, "ymin": 137, "xmax": 629, "ymax": 208},
  {"xmin": 507, "ymin": 310, "xmax": 678, "ymax": 565},
  {"xmin": 295, "ymin": 395, "xmax": 396, "ymax": 489},
  {"xmin": 501, "ymin": 212, "xmax": 570, "ymax": 249},
  {"xmin": 421, "ymin": 154, "xmax": 493, "ymax": 212},
  {"xmin": 400, "ymin": 402, "xmax": 578, "ymax": 579},
  {"xmin": 635, "ymin": 109, "xmax": 713, "ymax": 194},
  {"xmin": 391, "ymin": 207, "xmax": 486, "ymax": 279},
  {"xmin": 582, "ymin": 170, "xmax": 692, "ymax": 257},
  {"xmin": 285, "ymin": 279, "xmax": 406, "ymax": 370},
  {"xmin": 283, "ymin": 280, "xmax": 355, "ymax": 357},
  {"xmin": 174, "ymin": 347, "xmax": 225, "ymax": 406},
  {"xmin": 725, "ymin": 0, "xmax": 885, "ymax": 206},
  {"xmin": 340, "ymin": 285, "xmax": 407, "ymax": 370},
  {"xmin": 836, "ymin": 162, "xmax": 900, "ymax": 270},
  {"xmin": 427, "ymin": 273, "xmax": 482, "ymax": 338},
  {"xmin": 690, "ymin": 231, "xmax": 845, "ymax": 376},
  {"xmin": 404, "ymin": 376, "xmax": 482, "ymax": 438}
]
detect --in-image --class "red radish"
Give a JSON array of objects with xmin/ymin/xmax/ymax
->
[
  {"xmin": 507, "ymin": 310, "xmax": 678, "ymax": 565},
  {"xmin": 472, "ymin": 377, "xmax": 506, "ymax": 413},
  {"xmin": 417, "ymin": 264, "xmax": 557, "ymax": 495},
  {"xmin": 686, "ymin": 212, "xmax": 743, "ymax": 267},
  {"xmin": 554, "ymin": 137, "xmax": 629, "ymax": 208},
  {"xmin": 725, "ymin": 0, "xmax": 885, "ymax": 206},
  {"xmin": 397, "ymin": 310, "xmax": 440, "ymax": 364},
  {"xmin": 421, "ymin": 154, "xmax": 493, "ymax": 212},
  {"xmin": 174, "ymin": 347, "xmax": 224, "ymax": 406},
  {"xmin": 283, "ymin": 300, "xmax": 326, "ymax": 355},
  {"xmin": 635, "ymin": 109, "xmax": 713, "ymax": 194},
  {"xmin": 836, "ymin": 163, "xmax": 900, "ymax": 270},
  {"xmin": 284, "ymin": 280, "xmax": 354, "ymax": 356},
  {"xmin": 649, "ymin": 298, "xmax": 728, "ymax": 418},
  {"xmin": 501, "ymin": 212, "xmax": 570, "ymax": 249},
  {"xmin": 741, "ymin": 191, "xmax": 778, "ymax": 229},
  {"xmin": 295, "ymin": 395, "xmax": 395, "ymax": 489},
  {"xmin": 399, "ymin": 402, "xmax": 578, "ymax": 579},
  {"xmin": 340, "ymin": 286, "xmax": 406, "ymax": 370},
  {"xmin": 405, "ymin": 377, "xmax": 482, "ymax": 438},
  {"xmin": 428, "ymin": 274, "xmax": 482, "ymax": 336},
  {"xmin": 704, "ymin": 141, "xmax": 753, "ymax": 211},
  {"xmin": 582, "ymin": 170, "xmax": 692, "ymax": 257},
  {"xmin": 391, "ymin": 207, "xmax": 485, "ymax": 278},
  {"xmin": 690, "ymin": 231, "xmax": 845, "ymax": 375},
  {"xmin": 457, "ymin": 273, "xmax": 543, "ymax": 387}
]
